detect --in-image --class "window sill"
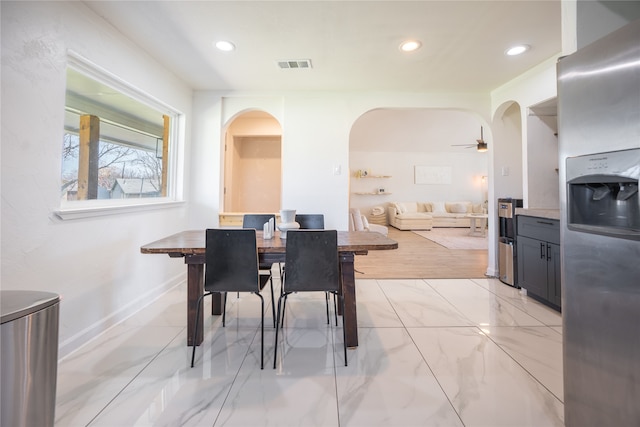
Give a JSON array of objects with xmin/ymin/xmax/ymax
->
[{"xmin": 54, "ymin": 199, "xmax": 185, "ymax": 220}]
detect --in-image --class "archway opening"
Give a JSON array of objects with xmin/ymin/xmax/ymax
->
[
  {"xmin": 349, "ymin": 108, "xmax": 487, "ymax": 217},
  {"xmin": 223, "ymin": 111, "xmax": 282, "ymax": 220}
]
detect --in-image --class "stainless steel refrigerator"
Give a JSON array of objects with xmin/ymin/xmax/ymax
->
[{"xmin": 558, "ymin": 20, "xmax": 640, "ymax": 426}]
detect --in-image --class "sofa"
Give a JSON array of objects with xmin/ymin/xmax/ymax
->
[{"xmin": 387, "ymin": 201, "xmax": 485, "ymax": 230}]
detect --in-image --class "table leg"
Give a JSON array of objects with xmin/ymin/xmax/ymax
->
[
  {"xmin": 340, "ymin": 253, "xmax": 358, "ymax": 348},
  {"xmin": 211, "ymin": 293, "xmax": 223, "ymax": 315},
  {"xmin": 186, "ymin": 262, "xmax": 223, "ymax": 347},
  {"xmin": 187, "ymin": 263, "xmax": 204, "ymax": 347},
  {"xmin": 469, "ymin": 217, "xmax": 487, "ymax": 237}
]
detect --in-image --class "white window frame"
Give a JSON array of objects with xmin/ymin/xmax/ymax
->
[{"xmin": 56, "ymin": 52, "xmax": 184, "ymax": 220}]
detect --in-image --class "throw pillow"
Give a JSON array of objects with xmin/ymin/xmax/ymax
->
[
  {"xmin": 472, "ymin": 203, "xmax": 484, "ymax": 214},
  {"xmin": 450, "ymin": 203, "xmax": 468, "ymax": 214},
  {"xmin": 432, "ymin": 201, "xmax": 446, "ymax": 213},
  {"xmin": 350, "ymin": 208, "xmax": 364, "ymax": 230},
  {"xmin": 372, "ymin": 206, "xmax": 385, "ymax": 215},
  {"xmin": 362, "ymin": 216, "xmax": 370, "ymax": 229}
]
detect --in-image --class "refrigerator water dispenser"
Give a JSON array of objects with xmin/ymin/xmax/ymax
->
[{"xmin": 566, "ymin": 148, "xmax": 640, "ymax": 240}]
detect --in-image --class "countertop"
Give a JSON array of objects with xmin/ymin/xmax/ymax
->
[{"xmin": 515, "ymin": 208, "xmax": 560, "ymax": 221}]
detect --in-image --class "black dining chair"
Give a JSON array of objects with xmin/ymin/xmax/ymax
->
[
  {"xmin": 295, "ymin": 214, "xmax": 325, "ymax": 230},
  {"xmin": 242, "ymin": 214, "xmax": 277, "ymax": 231},
  {"xmin": 273, "ymin": 229, "xmax": 347, "ymax": 369},
  {"xmin": 191, "ymin": 229, "xmax": 272, "ymax": 369},
  {"xmin": 289, "ymin": 213, "xmax": 335, "ymax": 325},
  {"xmin": 242, "ymin": 214, "xmax": 278, "ymax": 326}
]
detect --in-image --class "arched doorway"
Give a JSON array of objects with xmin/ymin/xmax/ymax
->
[
  {"xmin": 223, "ymin": 111, "xmax": 282, "ymax": 214},
  {"xmin": 491, "ymin": 101, "xmax": 524, "ymax": 202},
  {"xmin": 349, "ymin": 108, "xmax": 488, "ymax": 215}
]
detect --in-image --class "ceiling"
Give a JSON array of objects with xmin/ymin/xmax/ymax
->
[
  {"xmin": 351, "ymin": 109, "xmax": 484, "ymax": 152},
  {"xmin": 84, "ymin": 0, "xmax": 562, "ymax": 93}
]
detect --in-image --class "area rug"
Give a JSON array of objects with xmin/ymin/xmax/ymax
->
[{"xmin": 412, "ymin": 228, "xmax": 488, "ymax": 250}]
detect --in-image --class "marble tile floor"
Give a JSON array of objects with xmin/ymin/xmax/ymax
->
[{"xmin": 55, "ymin": 277, "xmax": 564, "ymax": 426}]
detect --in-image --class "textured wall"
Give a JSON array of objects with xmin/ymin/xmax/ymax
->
[{"xmin": 1, "ymin": 1, "xmax": 193, "ymax": 357}]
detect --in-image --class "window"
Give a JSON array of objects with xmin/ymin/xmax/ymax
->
[{"xmin": 59, "ymin": 55, "xmax": 180, "ymax": 217}]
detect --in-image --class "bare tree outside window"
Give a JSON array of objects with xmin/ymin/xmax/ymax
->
[{"xmin": 62, "ymin": 133, "xmax": 162, "ymax": 200}]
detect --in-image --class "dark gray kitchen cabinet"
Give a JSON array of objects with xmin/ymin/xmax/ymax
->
[
  {"xmin": 547, "ymin": 242, "xmax": 561, "ymax": 307},
  {"xmin": 516, "ymin": 216, "xmax": 561, "ymax": 310}
]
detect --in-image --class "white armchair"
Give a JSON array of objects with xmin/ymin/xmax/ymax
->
[{"xmin": 349, "ymin": 208, "xmax": 389, "ymax": 236}]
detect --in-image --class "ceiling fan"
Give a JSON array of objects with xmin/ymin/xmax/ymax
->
[{"xmin": 451, "ymin": 126, "xmax": 488, "ymax": 152}]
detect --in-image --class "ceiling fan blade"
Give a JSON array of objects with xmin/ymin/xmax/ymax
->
[{"xmin": 451, "ymin": 127, "xmax": 487, "ymax": 150}]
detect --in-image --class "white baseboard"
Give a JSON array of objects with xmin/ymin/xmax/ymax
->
[
  {"xmin": 58, "ymin": 273, "xmax": 185, "ymax": 360},
  {"xmin": 485, "ymin": 267, "xmax": 498, "ymax": 277}
]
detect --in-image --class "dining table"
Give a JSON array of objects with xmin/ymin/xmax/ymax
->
[{"xmin": 140, "ymin": 229, "xmax": 398, "ymax": 348}]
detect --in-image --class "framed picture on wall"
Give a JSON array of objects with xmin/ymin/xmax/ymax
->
[{"xmin": 414, "ymin": 166, "xmax": 452, "ymax": 185}]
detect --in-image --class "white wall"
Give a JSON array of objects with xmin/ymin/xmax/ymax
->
[
  {"xmin": 487, "ymin": 57, "xmax": 560, "ymax": 277},
  {"xmin": 527, "ymin": 113, "xmax": 559, "ymax": 209},
  {"xmin": 491, "ymin": 56, "xmax": 560, "ymax": 209},
  {"xmin": 1, "ymin": 2, "xmax": 193, "ymax": 357},
  {"xmin": 492, "ymin": 102, "xmax": 524, "ymax": 202},
  {"xmin": 189, "ymin": 92, "xmax": 491, "ymax": 231}
]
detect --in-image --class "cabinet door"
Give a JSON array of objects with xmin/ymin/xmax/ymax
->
[
  {"xmin": 547, "ymin": 242, "xmax": 562, "ymax": 307},
  {"xmin": 517, "ymin": 236, "xmax": 548, "ymax": 299}
]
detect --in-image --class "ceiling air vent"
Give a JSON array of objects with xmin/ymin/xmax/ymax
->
[{"xmin": 277, "ymin": 59, "xmax": 312, "ymax": 69}]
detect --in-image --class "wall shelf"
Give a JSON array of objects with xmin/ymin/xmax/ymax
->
[
  {"xmin": 352, "ymin": 170, "xmax": 392, "ymax": 195},
  {"xmin": 353, "ymin": 192, "xmax": 393, "ymax": 195},
  {"xmin": 354, "ymin": 169, "xmax": 392, "ymax": 179}
]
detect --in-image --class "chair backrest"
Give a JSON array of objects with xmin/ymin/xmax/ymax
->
[
  {"xmin": 283, "ymin": 230, "xmax": 339, "ymax": 293},
  {"xmin": 349, "ymin": 208, "xmax": 364, "ymax": 231},
  {"xmin": 242, "ymin": 214, "xmax": 276, "ymax": 230},
  {"xmin": 295, "ymin": 214, "xmax": 325, "ymax": 230},
  {"xmin": 205, "ymin": 229, "xmax": 261, "ymax": 293}
]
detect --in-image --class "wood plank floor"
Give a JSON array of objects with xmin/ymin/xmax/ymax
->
[{"xmin": 354, "ymin": 227, "xmax": 489, "ymax": 279}]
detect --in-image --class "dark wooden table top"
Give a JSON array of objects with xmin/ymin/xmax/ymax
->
[{"xmin": 141, "ymin": 230, "xmax": 398, "ymax": 256}]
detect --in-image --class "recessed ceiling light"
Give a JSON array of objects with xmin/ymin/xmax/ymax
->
[
  {"xmin": 399, "ymin": 40, "xmax": 422, "ymax": 52},
  {"xmin": 215, "ymin": 40, "xmax": 235, "ymax": 52},
  {"xmin": 505, "ymin": 44, "xmax": 530, "ymax": 56}
]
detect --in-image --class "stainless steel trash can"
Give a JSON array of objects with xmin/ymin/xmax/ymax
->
[{"xmin": 1, "ymin": 290, "xmax": 60, "ymax": 427}]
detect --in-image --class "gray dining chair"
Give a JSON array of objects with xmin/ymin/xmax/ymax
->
[
  {"xmin": 273, "ymin": 229, "xmax": 347, "ymax": 369},
  {"xmin": 242, "ymin": 214, "xmax": 278, "ymax": 326},
  {"xmin": 191, "ymin": 229, "xmax": 272, "ymax": 369}
]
